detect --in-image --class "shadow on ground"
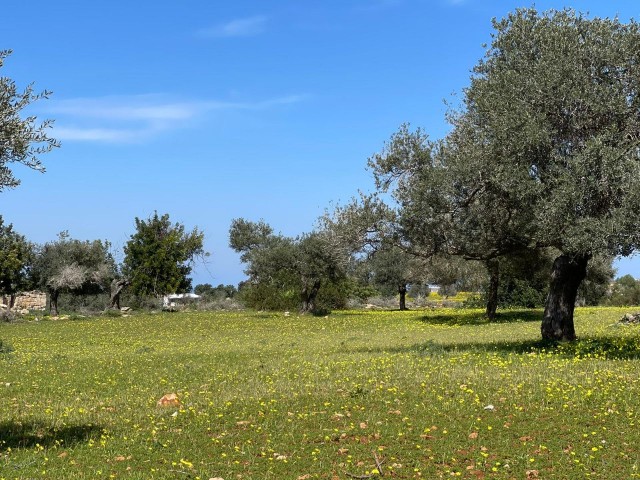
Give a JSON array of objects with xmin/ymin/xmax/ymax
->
[
  {"xmin": 419, "ymin": 309, "xmax": 543, "ymax": 325},
  {"xmin": 351, "ymin": 333, "xmax": 640, "ymax": 360},
  {"xmin": 0, "ymin": 421, "xmax": 103, "ymax": 451}
]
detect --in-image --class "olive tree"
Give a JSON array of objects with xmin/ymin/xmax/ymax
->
[
  {"xmin": 32, "ymin": 232, "xmax": 116, "ymax": 315},
  {"xmin": 0, "ymin": 50, "xmax": 58, "ymax": 190},
  {"xmin": 229, "ymin": 218, "xmax": 347, "ymax": 313},
  {"xmin": 372, "ymin": 9, "xmax": 640, "ymax": 340},
  {"xmin": 461, "ymin": 9, "xmax": 640, "ymax": 340},
  {"xmin": 364, "ymin": 246, "xmax": 422, "ymax": 310},
  {"xmin": 321, "ymin": 194, "xmax": 416, "ymax": 309}
]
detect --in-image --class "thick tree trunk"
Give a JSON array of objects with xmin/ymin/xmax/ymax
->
[
  {"xmin": 485, "ymin": 259, "xmax": 499, "ymax": 321},
  {"xmin": 541, "ymin": 253, "xmax": 590, "ymax": 341},
  {"xmin": 301, "ymin": 280, "xmax": 321, "ymax": 314},
  {"xmin": 109, "ymin": 278, "xmax": 130, "ymax": 310},
  {"xmin": 49, "ymin": 289, "xmax": 59, "ymax": 316},
  {"xmin": 398, "ymin": 284, "xmax": 408, "ymax": 311}
]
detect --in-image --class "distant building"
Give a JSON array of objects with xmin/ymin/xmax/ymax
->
[{"xmin": 162, "ymin": 293, "xmax": 201, "ymax": 310}]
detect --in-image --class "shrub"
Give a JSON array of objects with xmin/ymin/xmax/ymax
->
[{"xmin": 0, "ymin": 309, "xmax": 16, "ymax": 323}]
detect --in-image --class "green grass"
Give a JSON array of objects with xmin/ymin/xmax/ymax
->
[{"xmin": 1, "ymin": 307, "xmax": 640, "ymax": 479}]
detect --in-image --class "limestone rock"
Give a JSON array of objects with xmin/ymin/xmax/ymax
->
[
  {"xmin": 157, "ymin": 393, "xmax": 180, "ymax": 407},
  {"xmin": 620, "ymin": 312, "xmax": 640, "ymax": 324}
]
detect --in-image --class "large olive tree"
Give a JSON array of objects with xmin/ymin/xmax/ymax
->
[{"xmin": 372, "ymin": 8, "xmax": 640, "ymax": 340}]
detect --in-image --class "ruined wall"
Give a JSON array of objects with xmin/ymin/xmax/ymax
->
[{"xmin": 1, "ymin": 291, "xmax": 47, "ymax": 311}]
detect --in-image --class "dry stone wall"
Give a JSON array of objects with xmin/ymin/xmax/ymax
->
[{"xmin": 1, "ymin": 291, "xmax": 47, "ymax": 311}]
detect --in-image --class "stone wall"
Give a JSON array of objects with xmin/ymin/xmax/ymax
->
[{"xmin": 1, "ymin": 291, "xmax": 47, "ymax": 311}]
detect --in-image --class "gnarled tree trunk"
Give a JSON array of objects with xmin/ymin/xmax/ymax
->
[
  {"xmin": 541, "ymin": 253, "xmax": 590, "ymax": 341},
  {"xmin": 109, "ymin": 278, "xmax": 130, "ymax": 310},
  {"xmin": 301, "ymin": 279, "xmax": 322, "ymax": 314},
  {"xmin": 485, "ymin": 259, "xmax": 499, "ymax": 321},
  {"xmin": 398, "ymin": 284, "xmax": 408, "ymax": 310},
  {"xmin": 49, "ymin": 289, "xmax": 60, "ymax": 316}
]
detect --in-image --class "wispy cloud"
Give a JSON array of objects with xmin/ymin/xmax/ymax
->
[
  {"xmin": 54, "ymin": 127, "xmax": 141, "ymax": 143},
  {"xmin": 48, "ymin": 93, "xmax": 306, "ymax": 143},
  {"xmin": 196, "ymin": 15, "xmax": 268, "ymax": 38},
  {"xmin": 50, "ymin": 96, "xmax": 207, "ymax": 122}
]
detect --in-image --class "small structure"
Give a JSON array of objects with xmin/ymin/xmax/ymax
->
[{"xmin": 162, "ymin": 293, "xmax": 201, "ymax": 310}]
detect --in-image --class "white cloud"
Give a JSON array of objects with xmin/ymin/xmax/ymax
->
[
  {"xmin": 48, "ymin": 93, "xmax": 306, "ymax": 143},
  {"xmin": 54, "ymin": 126, "xmax": 142, "ymax": 142},
  {"xmin": 49, "ymin": 96, "xmax": 206, "ymax": 121},
  {"xmin": 196, "ymin": 15, "xmax": 268, "ymax": 38}
]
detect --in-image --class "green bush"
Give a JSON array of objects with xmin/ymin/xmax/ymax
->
[
  {"xmin": 238, "ymin": 282, "xmax": 300, "ymax": 311},
  {"xmin": 237, "ymin": 278, "xmax": 349, "ymax": 313},
  {"xmin": 499, "ymin": 279, "xmax": 546, "ymax": 308},
  {"xmin": 58, "ymin": 293, "xmax": 110, "ymax": 314},
  {"xmin": 314, "ymin": 279, "xmax": 350, "ymax": 312}
]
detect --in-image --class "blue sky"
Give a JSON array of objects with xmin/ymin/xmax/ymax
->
[{"xmin": 3, "ymin": 0, "xmax": 640, "ymax": 287}]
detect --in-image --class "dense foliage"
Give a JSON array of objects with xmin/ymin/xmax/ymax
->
[
  {"xmin": 0, "ymin": 216, "xmax": 33, "ymax": 299},
  {"xmin": 123, "ymin": 212, "xmax": 205, "ymax": 298},
  {"xmin": 230, "ymin": 218, "xmax": 347, "ymax": 313},
  {"xmin": 368, "ymin": 9, "xmax": 640, "ymax": 339},
  {"xmin": 607, "ymin": 275, "xmax": 640, "ymax": 306},
  {"xmin": 31, "ymin": 232, "xmax": 115, "ymax": 315},
  {"xmin": 194, "ymin": 283, "xmax": 237, "ymax": 299}
]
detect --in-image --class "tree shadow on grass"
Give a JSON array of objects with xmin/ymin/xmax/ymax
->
[
  {"xmin": 0, "ymin": 421, "xmax": 103, "ymax": 451},
  {"xmin": 368, "ymin": 334, "xmax": 640, "ymax": 360},
  {"xmin": 419, "ymin": 309, "xmax": 543, "ymax": 325}
]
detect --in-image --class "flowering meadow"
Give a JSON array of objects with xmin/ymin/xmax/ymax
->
[{"xmin": 1, "ymin": 307, "xmax": 640, "ymax": 479}]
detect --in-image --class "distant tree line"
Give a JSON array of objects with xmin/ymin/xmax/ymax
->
[
  {"xmin": 0, "ymin": 205, "xmax": 627, "ymax": 317},
  {"xmin": 0, "ymin": 212, "xmax": 206, "ymax": 315}
]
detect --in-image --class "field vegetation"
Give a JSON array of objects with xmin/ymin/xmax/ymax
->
[{"xmin": 2, "ymin": 307, "xmax": 640, "ymax": 479}]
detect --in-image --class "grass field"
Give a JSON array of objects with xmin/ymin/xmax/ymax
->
[{"xmin": 1, "ymin": 307, "xmax": 640, "ymax": 479}]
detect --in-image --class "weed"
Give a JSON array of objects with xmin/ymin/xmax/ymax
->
[{"xmin": 0, "ymin": 338, "xmax": 14, "ymax": 353}]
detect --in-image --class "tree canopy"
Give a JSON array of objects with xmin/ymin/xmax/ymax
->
[
  {"xmin": 194, "ymin": 283, "xmax": 237, "ymax": 299},
  {"xmin": 122, "ymin": 212, "xmax": 206, "ymax": 297},
  {"xmin": 369, "ymin": 8, "xmax": 640, "ymax": 339},
  {"xmin": 0, "ymin": 50, "xmax": 58, "ymax": 191},
  {"xmin": 229, "ymin": 218, "xmax": 347, "ymax": 313},
  {"xmin": 0, "ymin": 216, "xmax": 33, "ymax": 298},
  {"xmin": 31, "ymin": 232, "xmax": 115, "ymax": 315}
]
